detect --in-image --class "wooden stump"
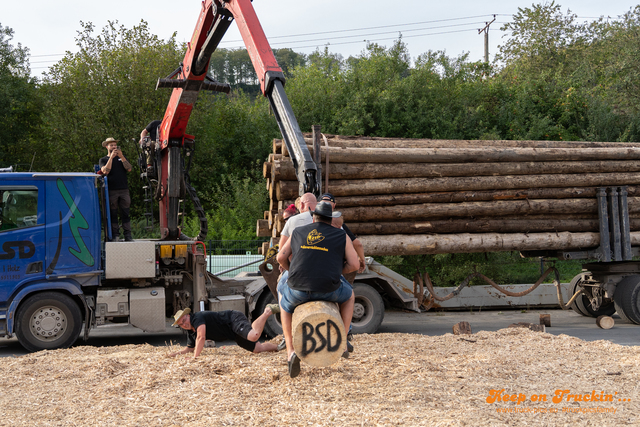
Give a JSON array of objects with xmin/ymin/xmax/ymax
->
[
  {"xmin": 596, "ymin": 315, "xmax": 615, "ymax": 329},
  {"xmin": 453, "ymin": 321, "xmax": 472, "ymax": 335},
  {"xmin": 539, "ymin": 314, "xmax": 551, "ymax": 327},
  {"xmin": 292, "ymin": 301, "xmax": 346, "ymax": 367}
]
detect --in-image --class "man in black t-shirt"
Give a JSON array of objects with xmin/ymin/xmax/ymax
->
[
  {"xmin": 276, "ymin": 201, "xmax": 359, "ymax": 377},
  {"xmin": 167, "ymin": 306, "xmax": 279, "ymax": 359},
  {"xmin": 319, "ymin": 192, "xmax": 366, "ymax": 279},
  {"xmin": 99, "ymin": 137, "xmax": 133, "ymax": 241}
]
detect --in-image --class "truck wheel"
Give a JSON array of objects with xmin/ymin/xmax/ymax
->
[
  {"xmin": 15, "ymin": 292, "xmax": 83, "ymax": 352},
  {"xmin": 613, "ymin": 275, "xmax": 640, "ymax": 324},
  {"xmin": 351, "ymin": 282, "xmax": 384, "ymax": 335},
  {"xmin": 254, "ymin": 291, "xmax": 282, "ymax": 338}
]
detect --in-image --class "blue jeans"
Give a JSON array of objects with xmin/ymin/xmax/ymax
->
[{"xmin": 277, "ymin": 270, "xmax": 353, "ymax": 314}]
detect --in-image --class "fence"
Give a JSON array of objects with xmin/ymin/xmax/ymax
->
[{"xmin": 205, "ymin": 239, "xmax": 269, "ymax": 277}]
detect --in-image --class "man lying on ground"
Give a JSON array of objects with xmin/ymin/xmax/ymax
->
[{"xmin": 168, "ymin": 305, "xmax": 280, "ymax": 359}]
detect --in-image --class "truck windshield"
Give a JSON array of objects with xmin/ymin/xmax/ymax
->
[{"xmin": 0, "ymin": 189, "xmax": 38, "ymax": 231}]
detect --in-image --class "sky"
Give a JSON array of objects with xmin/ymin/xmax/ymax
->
[{"xmin": 2, "ymin": 0, "xmax": 637, "ymax": 77}]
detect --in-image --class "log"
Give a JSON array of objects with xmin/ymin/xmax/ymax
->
[
  {"xmin": 596, "ymin": 315, "xmax": 615, "ymax": 329},
  {"xmin": 299, "ymin": 134, "xmax": 640, "ymax": 149},
  {"xmin": 358, "ymin": 231, "xmax": 640, "ymax": 256},
  {"xmin": 276, "ymin": 136, "xmax": 639, "ymax": 150},
  {"xmin": 256, "ymin": 219, "xmax": 270, "ymax": 237},
  {"xmin": 260, "ymin": 241, "xmax": 269, "ymax": 256},
  {"xmin": 275, "ymin": 173, "xmax": 640, "ymax": 199},
  {"xmin": 539, "ymin": 314, "xmax": 551, "ymax": 327},
  {"xmin": 453, "ymin": 321, "xmax": 472, "ymax": 335},
  {"xmin": 338, "ymin": 198, "xmax": 640, "ymax": 222},
  {"xmin": 262, "ymin": 161, "xmax": 271, "ymax": 178},
  {"xmin": 345, "ymin": 219, "xmax": 640, "ymax": 235},
  {"xmin": 309, "ymin": 147, "xmax": 640, "ymax": 163},
  {"xmin": 271, "ymin": 158, "xmax": 640, "ymax": 181},
  {"xmin": 296, "ymin": 187, "xmax": 639, "ymax": 208},
  {"xmin": 292, "ymin": 301, "xmax": 346, "ymax": 367}
]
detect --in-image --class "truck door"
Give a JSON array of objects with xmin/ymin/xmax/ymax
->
[
  {"xmin": 0, "ymin": 183, "xmax": 46, "ymax": 302},
  {"xmin": 44, "ymin": 177, "xmax": 101, "ymax": 277}
]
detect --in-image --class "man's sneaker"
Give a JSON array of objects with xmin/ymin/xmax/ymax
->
[
  {"xmin": 347, "ymin": 340, "xmax": 354, "ymax": 353},
  {"xmin": 288, "ymin": 353, "xmax": 301, "ymax": 378},
  {"xmin": 124, "ymin": 236, "xmax": 134, "ymax": 242}
]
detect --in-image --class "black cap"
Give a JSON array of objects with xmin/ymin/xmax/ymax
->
[
  {"xmin": 320, "ymin": 193, "xmax": 335, "ymax": 203},
  {"xmin": 312, "ymin": 201, "xmax": 342, "ymax": 219}
]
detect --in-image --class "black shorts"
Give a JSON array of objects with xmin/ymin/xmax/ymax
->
[{"xmin": 229, "ymin": 311, "xmax": 256, "ymax": 352}]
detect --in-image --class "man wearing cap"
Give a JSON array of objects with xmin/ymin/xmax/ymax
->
[
  {"xmin": 276, "ymin": 201, "xmax": 359, "ymax": 377},
  {"xmin": 320, "ymin": 192, "xmax": 366, "ymax": 278},
  {"xmin": 99, "ymin": 137, "xmax": 133, "ymax": 242},
  {"xmin": 168, "ymin": 305, "xmax": 279, "ymax": 359}
]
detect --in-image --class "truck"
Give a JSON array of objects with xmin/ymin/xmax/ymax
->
[{"xmin": 0, "ymin": 0, "xmax": 416, "ymax": 352}]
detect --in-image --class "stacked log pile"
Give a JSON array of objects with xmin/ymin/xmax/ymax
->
[{"xmin": 257, "ymin": 133, "xmax": 640, "ymax": 256}]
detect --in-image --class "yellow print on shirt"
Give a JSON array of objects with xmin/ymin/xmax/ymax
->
[{"xmin": 306, "ymin": 229, "xmax": 325, "ymax": 245}]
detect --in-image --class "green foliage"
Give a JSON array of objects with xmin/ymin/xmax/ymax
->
[
  {"xmin": 39, "ymin": 21, "xmax": 181, "ymax": 172},
  {"xmin": 182, "ymin": 173, "xmax": 268, "ymax": 240},
  {"xmin": 0, "ymin": 24, "xmax": 43, "ymax": 169},
  {"xmin": 186, "ymin": 90, "xmax": 278, "ymax": 213}
]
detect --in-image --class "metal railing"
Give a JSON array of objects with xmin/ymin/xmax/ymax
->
[{"xmin": 205, "ymin": 239, "xmax": 268, "ymax": 277}]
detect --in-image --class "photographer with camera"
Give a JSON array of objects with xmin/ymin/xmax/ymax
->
[{"xmin": 99, "ymin": 137, "xmax": 133, "ymax": 242}]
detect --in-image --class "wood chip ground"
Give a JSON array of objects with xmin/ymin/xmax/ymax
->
[{"xmin": 0, "ymin": 329, "xmax": 637, "ymax": 426}]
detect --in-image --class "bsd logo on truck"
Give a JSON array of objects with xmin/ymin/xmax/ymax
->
[{"xmin": 0, "ymin": 241, "xmax": 36, "ymax": 260}]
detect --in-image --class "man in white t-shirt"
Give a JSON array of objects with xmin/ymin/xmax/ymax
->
[{"xmin": 279, "ymin": 192, "xmax": 317, "ymax": 247}]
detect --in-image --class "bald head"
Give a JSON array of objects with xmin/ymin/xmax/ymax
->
[{"xmin": 300, "ymin": 193, "xmax": 318, "ymax": 212}]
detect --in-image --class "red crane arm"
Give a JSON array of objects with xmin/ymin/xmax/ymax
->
[{"xmin": 155, "ymin": 0, "xmax": 319, "ymax": 240}]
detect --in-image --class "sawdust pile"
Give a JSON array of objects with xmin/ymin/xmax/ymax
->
[{"xmin": 0, "ymin": 329, "xmax": 637, "ymax": 426}]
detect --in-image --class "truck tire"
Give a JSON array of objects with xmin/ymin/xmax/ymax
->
[
  {"xmin": 613, "ymin": 275, "xmax": 640, "ymax": 324},
  {"xmin": 351, "ymin": 282, "xmax": 384, "ymax": 335},
  {"xmin": 15, "ymin": 292, "xmax": 83, "ymax": 352},
  {"xmin": 254, "ymin": 291, "xmax": 282, "ymax": 338}
]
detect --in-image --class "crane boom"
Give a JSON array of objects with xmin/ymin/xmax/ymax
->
[{"xmin": 154, "ymin": 0, "xmax": 320, "ymax": 240}]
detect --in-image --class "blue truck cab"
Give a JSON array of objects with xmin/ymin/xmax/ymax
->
[{"xmin": 0, "ymin": 173, "xmax": 101, "ymax": 351}]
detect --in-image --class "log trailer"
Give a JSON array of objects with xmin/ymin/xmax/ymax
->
[{"xmin": 261, "ymin": 135, "xmax": 640, "ymax": 331}]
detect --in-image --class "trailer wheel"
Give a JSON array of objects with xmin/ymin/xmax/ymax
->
[
  {"xmin": 614, "ymin": 275, "xmax": 640, "ymax": 324},
  {"xmin": 254, "ymin": 290, "xmax": 282, "ymax": 338},
  {"xmin": 15, "ymin": 292, "xmax": 83, "ymax": 352},
  {"xmin": 351, "ymin": 282, "xmax": 385, "ymax": 335},
  {"xmin": 569, "ymin": 273, "xmax": 616, "ymax": 318}
]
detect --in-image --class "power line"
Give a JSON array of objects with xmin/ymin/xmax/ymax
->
[{"xmin": 242, "ymin": 21, "xmax": 488, "ymax": 48}]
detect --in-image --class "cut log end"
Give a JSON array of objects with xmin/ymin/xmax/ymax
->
[
  {"xmin": 452, "ymin": 321, "xmax": 472, "ymax": 335},
  {"xmin": 292, "ymin": 301, "xmax": 346, "ymax": 367},
  {"xmin": 596, "ymin": 315, "xmax": 614, "ymax": 329},
  {"xmin": 539, "ymin": 314, "xmax": 551, "ymax": 327}
]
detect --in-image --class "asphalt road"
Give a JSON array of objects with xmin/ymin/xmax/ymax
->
[{"xmin": 0, "ymin": 307, "xmax": 638, "ymax": 357}]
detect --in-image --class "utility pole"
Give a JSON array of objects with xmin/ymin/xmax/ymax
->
[{"xmin": 478, "ymin": 15, "xmax": 496, "ymax": 63}]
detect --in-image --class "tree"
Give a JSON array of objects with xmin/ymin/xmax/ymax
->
[
  {"xmin": 0, "ymin": 24, "xmax": 42, "ymax": 170},
  {"xmin": 40, "ymin": 20, "xmax": 183, "ymax": 174}
]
